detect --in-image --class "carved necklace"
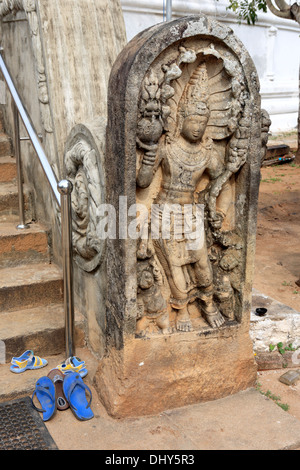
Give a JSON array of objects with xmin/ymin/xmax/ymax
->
[
  {"xmin": 168, "ymin": 142, "xmax": 209, "ymax": 169},
  {"xmin": 177, "ymin": 140, "xmax": 204, "ymax": 155}
]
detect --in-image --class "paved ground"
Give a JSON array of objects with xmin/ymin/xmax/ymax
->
[{"xmin": 37, "ymin": 349, "xmax": 300, "ymax": 451}]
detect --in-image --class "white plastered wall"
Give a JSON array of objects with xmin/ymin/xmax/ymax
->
[{"xmin": 121, "ymin": 0, "xmax": 300, "ymax": 133}]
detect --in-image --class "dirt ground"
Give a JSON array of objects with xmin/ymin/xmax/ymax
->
[
  {"xmin": 254, "ymin": 132, "xmax": 300, "ymax": 423},
  {"xmin": 254, "ymin": 138, "xmax": 300, "ymax": 312}
]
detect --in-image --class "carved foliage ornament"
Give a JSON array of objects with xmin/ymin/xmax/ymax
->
[{"xmin": 65, "ymin": 123, "xmax": 106, "ymax": 273}]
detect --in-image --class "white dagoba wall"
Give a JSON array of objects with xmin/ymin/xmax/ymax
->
[{"xmin": 121, "ymin": 0, "xmax": 300, "ymax": 133}]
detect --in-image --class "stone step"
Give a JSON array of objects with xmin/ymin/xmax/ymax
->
[
  {"xmin": 0, "ymin": 182, "xmax": 33, "ymax": 221},
  {"xmin": 0, "ymin": 262, "xmax": 63, "ymax": 312},
  {"xmin": 0, "ymin": 132, "xmax": 12, "ymax": 158},
  {"xmin": 0, "ymin": 156, "xmax": 17, "ymax": 183},
  {"xmin": 0, "ymin": 222, "xmax": 50, "ymax": 268},
  {"xmin": 0, "ymin": 303, "xmax": 85, "ymax": 365}
]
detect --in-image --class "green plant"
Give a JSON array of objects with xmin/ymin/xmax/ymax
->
[
  {"xmin": 261, "ymin": 177, "xmax": 282, "ymax": 183},
  {"xmin": 256, "ymin": 384, "xmax": 289, "ymax": 412},
  {"xmin": 277, "ymin": 342, "xmax": 285, "ymax": 355},
  {"xmin": 269, "ymin": 342, "xmax": 298, "ymax": 355},
  {"xmin": 289, "ymin": 163, "xmax": 300, "ymax": 168}
]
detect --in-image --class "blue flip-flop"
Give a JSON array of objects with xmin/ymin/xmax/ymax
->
[
  {"xmin": 31, "ymin": 377, "xmax": 56, "ymax": 421},
  {"xmin": 63, "ymin": 372, "xmax": 94, "ymax": 421}
]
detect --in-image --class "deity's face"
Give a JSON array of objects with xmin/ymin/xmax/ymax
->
[{"xmin": 181, "ymin": 114, "xmax": 209, "ymax": 143}]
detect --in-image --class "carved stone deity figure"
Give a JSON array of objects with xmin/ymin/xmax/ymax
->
[{"xmin": 135, "ymin": 47, "xmax": 252, "ymax": 335}]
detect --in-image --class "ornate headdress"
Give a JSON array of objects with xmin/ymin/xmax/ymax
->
[{"xmin": 179, "ymin": 62, "xmax": 210, "ymax": 120}]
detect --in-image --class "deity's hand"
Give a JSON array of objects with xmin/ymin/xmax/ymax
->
[
  {"xmin": 142, "ymin": 153, "xmax": 156, "ymax": 166},
  {"xmin": 209, "ymin": 211, "xmax": 225, "ymax": 230}
]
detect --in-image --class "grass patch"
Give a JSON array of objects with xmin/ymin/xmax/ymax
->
[
  {"xmin": 256, "ymin": 383, "xmax": 289, "ymax": 412},
  {"xmin": 261, "ymin": 177, "xmax": 282, "ymax": 183}
]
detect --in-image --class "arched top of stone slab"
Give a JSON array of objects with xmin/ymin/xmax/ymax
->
[
  {"xmin": 112, "ymin": 14, "xmax": 259, "ymax": 81},
  {"xmin": 107, "ymin": 15, "xmax": 261, "ymax": 197}
]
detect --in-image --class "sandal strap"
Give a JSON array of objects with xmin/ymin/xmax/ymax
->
[
  {"xmin": 67, "ymin": 378, "xmax": 92, "ymax": 411},
  {"xmin": 31, "ymin": 383, "xmax": 54, "ymax": 413},
  {"xmin": 52, "ymin": 374, "xmax": 64, "ymax": 384},
  {"xmin": 11, "ymin": 350, "xmax": 34, "ymax": 365}
]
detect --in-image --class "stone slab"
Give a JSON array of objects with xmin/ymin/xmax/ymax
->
[
  {"xmin": 251, "ymin": 290, "xmax": 300, "ymax": 370},
  {"xmin": 0, "ymin": 132, "xmax": 11, "ymax": 157},
  {"xmin": 94, "ymin": 322, "xmax": 257, "ymax": 418},
  {"xmin": 0, "ymin": 262, "xmax": 63, "ymax": 312},
  {"xmin": 0, "ymin": 156, "xmax": 16, "ymax": 183},
  {"xmin": 0, "ymin": 222, "xmax": 50, "ymax": 267},
  {"xmin": 279, "ymin": 370, "xmax": 300, "ymax": 386}
]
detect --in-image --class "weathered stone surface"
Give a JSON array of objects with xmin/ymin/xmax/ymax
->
[
  {"xmin": 0, "ymin": 156, "xmax": 16, "ymax": 183},
  {"xmin": 0, "ymin": 262, "xmax": 63, "ymax": 312},
  {"xmin": 0, "ymin": 132, "xmax": 11, "ymax": 157},
  {"xmin": 251, "ymin": 289, "xmax": 300, "ymax": 355},
  {"xmin": 0, "ymin": 183, "xmax": 33, "ymax": 222},
  {"xmin": 94, "ymin": 322, "xmax": 257, "ymax": 418},
  {"xmin": 95, "ymin": 14, "xmax": 263, "ymax": 417},
  {"xmin": 279, "ymin": 370, "xmax": 300, "ymax": 386},
  {"xmin": 0, "ymin": 222, "xmax": 50, "ymax": 267}
]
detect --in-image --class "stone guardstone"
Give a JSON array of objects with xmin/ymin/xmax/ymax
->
[{"xmin": 94, "ymin": 14, "xmax": 270, "ymax": 418}]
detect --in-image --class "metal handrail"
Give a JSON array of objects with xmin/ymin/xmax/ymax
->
[
  {"xmin": 0, "ymin": 51, "xmax": 75, "ymax": 358},
  {"xmin": 166, "ymin": 0, "xmax": 173, "ymax": 21}
]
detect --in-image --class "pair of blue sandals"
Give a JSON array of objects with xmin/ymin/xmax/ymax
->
[
  {"xmin": 17, "ymin": 353, "xmax": 95, "ymax": 422},
  {"xmin": 31, "ymin": 370, "xmax": 94, "ymax": 422}
]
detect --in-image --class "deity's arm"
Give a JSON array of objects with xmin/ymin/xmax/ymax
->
[
  {"xmin": 136, "ymin": 139, "xmax": 164, "ymax": 189},
  {"xmin": 206, "ymin": 137, "xmax": 247, "ymax": 229},
  {"xmin": 215, "ymin": 178, "xmax": 233, "ymax": 217},
  {"xmin": 206, "ymin": 149, "xmax": 232, "ymax": 229}
]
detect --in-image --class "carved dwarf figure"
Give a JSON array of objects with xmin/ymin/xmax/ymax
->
[{"xmin": 136, "ymin": 263, "xmax": 171, "ymax": 337}]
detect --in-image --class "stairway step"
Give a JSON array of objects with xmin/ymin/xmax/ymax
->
[
  {"xmin": 0, "ymin": 304, "xmax": 85, "ymax": 365},
  {"xmin": 0, "ymin": 222, "xmax": 50, "ymax": 268},
  {"xmin": 0, "ymin": 132, "xmax": 12, "ymax": 157},
  {"xmin": 0, "ymin": 263, "xmax": 63, "ymax": 312},
  {"xmin": 0, "ymin": 156, "xmax": 17, "ymax": 183},
  {"xmin": 0, "ymin": 182, "xmax": 33, "ymax": 221}
]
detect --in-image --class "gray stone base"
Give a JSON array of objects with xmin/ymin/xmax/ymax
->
[{"xmin": 251, "ymin": 289, "xmax": 300, "ymax": 370}]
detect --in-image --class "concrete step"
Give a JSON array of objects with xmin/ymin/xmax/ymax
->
[
  {"xmin": 0, "ymin": 182, "xmax": 33, "ymax": 221},
  {"xmin": 0, "ymin": 132, "xmax": 12, "ymax": 157},
  {"xmin": 0, "ymin": 222, "xmax": 51, "ymax": 268},
  {"xmin": 0, "ymin": 156, "xmax": 17, "ymax": 183},
  {"xmin": 0, "ymin": 262, "xmax": 63, "ymax": 312},
  {"xmin": 0, "ymin": 304, "xmax": 85, "ymax": 366}
]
